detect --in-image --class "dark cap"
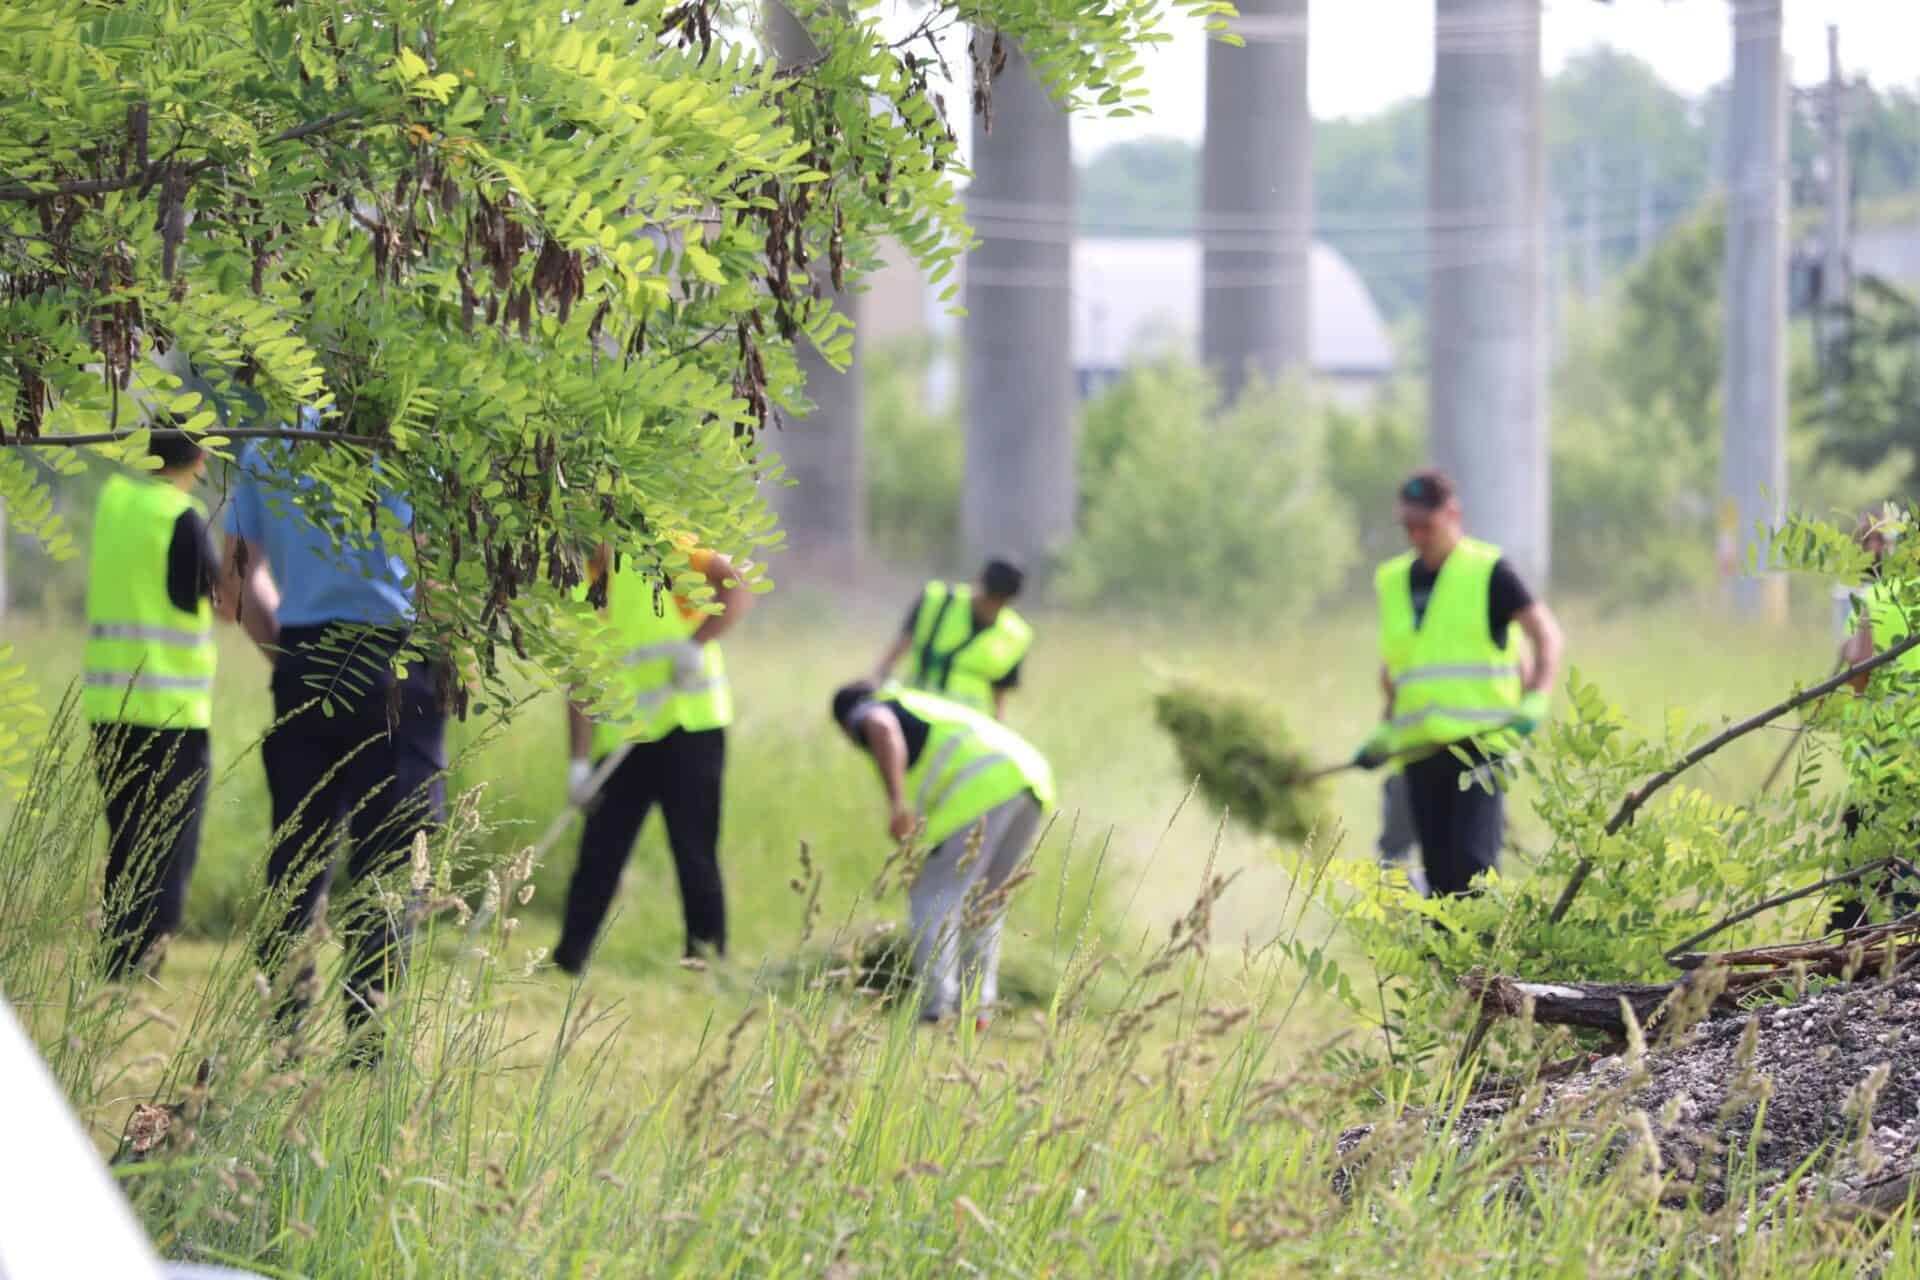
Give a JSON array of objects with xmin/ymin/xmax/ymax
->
[
  {"xmin": 1397, "ymin": 468, "xmax": 1455, "ymax": 512},
  {"xmin": 980, "ymin": 559, "xmax": 1024, "ymax": 600},
  {"xmin": 832, "ymin": 681, "xmax": 877, "ymax": 731},
  {"xmin": 147, "ymin": 415, "xmax": 204, "ymax": 472}
]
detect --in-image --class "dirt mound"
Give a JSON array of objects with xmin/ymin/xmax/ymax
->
[{"xmin": 1471, "ymin": 974, "xmax": 1920, "ymax": 1211}]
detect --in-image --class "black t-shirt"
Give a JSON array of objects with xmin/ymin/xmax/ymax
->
[
  {"xmin": 901, "ymin": 593, "xmax": 1022, "ymax": 690},
  {"xmin": 852, "ymin": 700, "xmax": 931, "ymax": 767},
  {"xmin": 166, "ymin": 509, "xmax": 217, "ymax": 615},
  {"xmin": 1408, "ymin": 555, "xmax": 1534, "ymax": 647}
]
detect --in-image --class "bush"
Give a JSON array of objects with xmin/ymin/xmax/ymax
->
[
  {"xmin": 863, "ymin": 336, "xmax": 961, "ymax": 571},
  {"xmin": 1060, "ymin": 362, "xmax": 1356, "ymax": 614},
  {"xmin": 1323, "ymin": 384, "xmax": 1425, "ymax": 578},
  {"xmin": 1550, "ymin": 397, "xmax": 1714, "ymax": 601}
]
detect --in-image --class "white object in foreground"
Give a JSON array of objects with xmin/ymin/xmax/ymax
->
[{"xmin": 0, "ymin": 989, "xmax": 261, "ymax": 1280}]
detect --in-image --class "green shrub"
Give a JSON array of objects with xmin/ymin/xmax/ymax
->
[
  {"xmin": 1061, "ymin": 363, "xmax": 1355, "ymax": 614},
  {"xmin": 863, "ymin": 336, "xmax": 961, "ymax": 571},
  {"xmin": 1323, "ymin": 383, "xmax": 1425, "ymax": 577}
]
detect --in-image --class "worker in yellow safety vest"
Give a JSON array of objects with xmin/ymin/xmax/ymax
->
[
  {"xmin": 84, "ymin": 426, "xmax": 219, "ymax": 979},
  {"xmin": 874, "ymin": 559, "xmax": 1032, "ymax": 719},
  {"xmin": 1353, "ymin": 469, "xmax": 1564, "ymax": 897},
  {"xmin": 832, "ymin": 681, "xmax": 1054, "ymax": 1026},
  {"xmin": 555, "ymin": 540, "xmax": 751, "ymax": 973}
]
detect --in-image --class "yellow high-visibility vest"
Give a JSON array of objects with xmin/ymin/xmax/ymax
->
[
  {"xmin": 885, "ymin": 688, "xmax": 1055, "ymax": 848},
  {"xmin": 907, "ymin": 581, "xmax": 1032, "ymax": 714},
  {"xmin": 1376, "ymin": 537, "xmax": 1522, "ymax": 753},
  {"xmin": 83, "ymin": 473, "xmax": 216, "ymax": 730}
]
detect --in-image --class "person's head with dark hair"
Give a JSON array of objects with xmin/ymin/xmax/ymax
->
[
  {"xmin": 146, "ymin": 415, "xmax": 207, "ymax": 486},
  {"xmin": 832, "ymin": 680, "xmax": 878, "ymax": 738},
  {"xmin": 1396, "ymin": 467, "xmax": 1463, "ymax": 568},
  {"xmin": 973, "ymin": 558, "xmax": 1024, "ymax": 625}
]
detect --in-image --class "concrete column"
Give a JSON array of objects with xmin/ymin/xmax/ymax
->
[
  {"xmin": 1429, "ymin": 0, "xmax": 1549, "ymax": 587},
  {"xmin": 963, "ymin": 34, "xmax": 1075, "ymax": 574},
  {"xmin": 1719, "ymin": 0, "xmax": 1788, "ymax": 621},
  {"xmin": 766, "ymin": 2, "xmax": 865, "ymax": 577},
  {"xmin": 1200, "ymin": 0, "xmax": 1311, "ymax": 401}
]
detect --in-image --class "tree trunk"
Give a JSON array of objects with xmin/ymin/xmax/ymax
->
[
  {"xmin": 1200, "ymin": 0, "xmax": 1311, "ymax": 402},
  {"xmin": 1429, "ymin": 0, "xmax": 1549, "ymax": 589},
  {"xmin": 963, "ymin": 34, "xmax": 1075, "ymax": 578},
  {"xmin": 1720, "ymin": 0, "xmax": 1788, "ymax": 621},
  {"xmin": 765, "ymin": 2, "xmax": 866, "ymax": 579}
]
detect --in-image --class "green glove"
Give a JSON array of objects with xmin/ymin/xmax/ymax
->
[
  {"xmin": 1511, "ymin": 690, "xmax": 1550, "ymax": 737},
  {"xmin": 1352, "ymin": 724, "xmax": 1393, "ymax": 770}
]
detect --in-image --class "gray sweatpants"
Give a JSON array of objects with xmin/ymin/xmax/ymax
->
[
  {"xmin": 1378, "ymin": 773, "xmax": 1428, "ymax": 897},
  {"xmin": 908, "ymin": 793, "xmax": 1043, "ymax": 1021}
]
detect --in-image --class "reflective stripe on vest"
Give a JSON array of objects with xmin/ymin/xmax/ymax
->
[
  {"xmin": 83, "ymin": 472, "xmax": 217, "ymax": 730},
  {"xmin": 589, "ymin": 559, "xmax": 733, "ymax": 754},
  {"xmin": 1376, "ymin": 538, "xmax": 1521, "ymax": 753},
  {"xmin": 889, "ymin": 688, "xmax": 1055, "ymax": 849},
  {"xmin": 88, "ymin": 623, "xmax": 214, "ymax": 647},
  {"xmin": 907, "ymin": 582, "xmax": 1032, "ymax": 715}
]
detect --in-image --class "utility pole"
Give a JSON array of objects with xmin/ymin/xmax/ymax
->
[
  {"xmin": 765, "ymin": 2, "xmax": 865, "ymax": 578},
  {"xmin": 1636, "ymin": 149, "xmax": 1657, "ymax": 259},
  {"xmin": 1581, "ymin": 144, "xmax": 1601, "ymax": 297},
  {"xmin": 1429, "ymin": 0, "xmax": 1549, "ymax": 588},
  {"xmin": 1719, "ymin": 0, "xmax": 1788, "ymax": 621},
  {"xmin": 963, "ymin": 34, "xmax": 1075, "ymax": 575},
  {"xmin": 1820, "ymin": 21, "xmax": 1852, "ymax": 408},
  {"xmin": 1200, "ymin": 0, "xmax": 1311, "ymax": 401}
]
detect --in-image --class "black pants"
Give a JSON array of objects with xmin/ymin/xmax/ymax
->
[
  {"xmin": 258, "ymin": 627, "xmax": 447, "ymax": 1033},
  {"xmin": 1403, "ymin": 746, "xmax": 1507, "ymax": 898},
  {"xmin": 92, "ymin": 724, "xmax": 210, "ymax": 979},
  {"xmin": 557, "ymin": 727, "xmax": 727, "ymax": 972}
]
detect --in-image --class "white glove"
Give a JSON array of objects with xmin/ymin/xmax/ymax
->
[
  {"xmin": 670, "ymin": 641, "xmax": 705, "ymax": 687},
  {"xmin": 567, "ymin": 758, "xmax": 594, "ymax": 806}
]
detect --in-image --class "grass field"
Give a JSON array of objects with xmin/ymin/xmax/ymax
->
[{"xmin": 4, "ymin": 588, "xmax": 1903, "ymax": 1276}]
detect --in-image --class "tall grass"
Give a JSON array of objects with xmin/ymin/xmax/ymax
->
[{"xmin": 1, "ymin": 600, "xmax": 1905, "ymax": 1274}]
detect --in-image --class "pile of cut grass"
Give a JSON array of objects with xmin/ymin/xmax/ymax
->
[{"xmin": 1152, "ymin": 680, "xmax": 1330, "ymax": 844}]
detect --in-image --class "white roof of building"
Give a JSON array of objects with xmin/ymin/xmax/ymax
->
[
  {"xmin": 1070, "ymin": 237, "xmax": 1394, "ymax": 375},
  {"xmin": 914, "ymin": 236, "xmax": 1395, "ymax": 377}
]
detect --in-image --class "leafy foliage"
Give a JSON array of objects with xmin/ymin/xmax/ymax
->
[
  {"xmin": 1308, "ymin": 506, "xmax": 1920, "ymax": 1073},
  {"xmin": 0, "ymin": 0, "xmax": 1224, "ymax": 718},
  {"xmin": 1811, "ymin": 275, "xmax": 1920, "ymax": 500},
  {"xmin": 1061, "ymin": 360, "xmax": 1355, "ymax": 613},
  {"xmin": 863, "ymin": 336, "xmax": 961, "ymax": 570}
]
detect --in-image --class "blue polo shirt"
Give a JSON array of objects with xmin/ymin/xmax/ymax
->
[{"xmin": 222, "ymin": 413, "xmax": 415, "ymax": 627}]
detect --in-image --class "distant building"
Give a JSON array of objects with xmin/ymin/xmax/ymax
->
[
  {"xmin": 1854, "ymin": 222, "xmax": 1920, "ymax": 289},
  {"xmin": 863, "ymin": 236, "xmax": 1397, "ymax": 407}
]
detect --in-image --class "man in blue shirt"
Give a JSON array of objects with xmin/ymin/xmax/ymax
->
[{"xmin": 219, "ymin": 411, "xmax": 446, "ymax": 1062}]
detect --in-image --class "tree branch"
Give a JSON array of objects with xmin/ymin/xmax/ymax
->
[
  {"xmin": 0, "ymin": 109, "xmax": 364, "ymax": 202},
  {"xmin": 1548, "ymin": 629, "xmax": 1920, "ymax": 925},
  {"xmin": 0, "ymin": 427, "xmax": 386, "ymax": 450},
  {"xmin": 1662, "ymin": 857, "xmax": 1906, "ymax": 962}
]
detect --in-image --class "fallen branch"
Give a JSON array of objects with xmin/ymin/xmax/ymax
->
[
  {"xmin": 1670, "ymin": 913, "xmax": 1920, "ymax": 972},
  {"xmin": 1466, "ymin": 933, "xmax": 1920, "ymax": 1038},
  {"xmin": 1663, "ymin": 857, "xmax": 1907, "ymax": 962},
  {"xmin": 1548, "ymin": 632, "xmax": 1920, "ymax": 925},
  {"xmin": 1463, "ymin": 973, "xmax": 1692, "ymax": 1036}
]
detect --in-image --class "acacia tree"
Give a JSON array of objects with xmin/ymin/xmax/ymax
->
[{"xmin": 0, "ymin": 0, "xmax": 1224, "ymax": 720}]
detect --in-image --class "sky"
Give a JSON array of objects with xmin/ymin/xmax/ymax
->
[{"xmin": 1056, "ymin": 0, "xmax": 1920, "ymax": 157}]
